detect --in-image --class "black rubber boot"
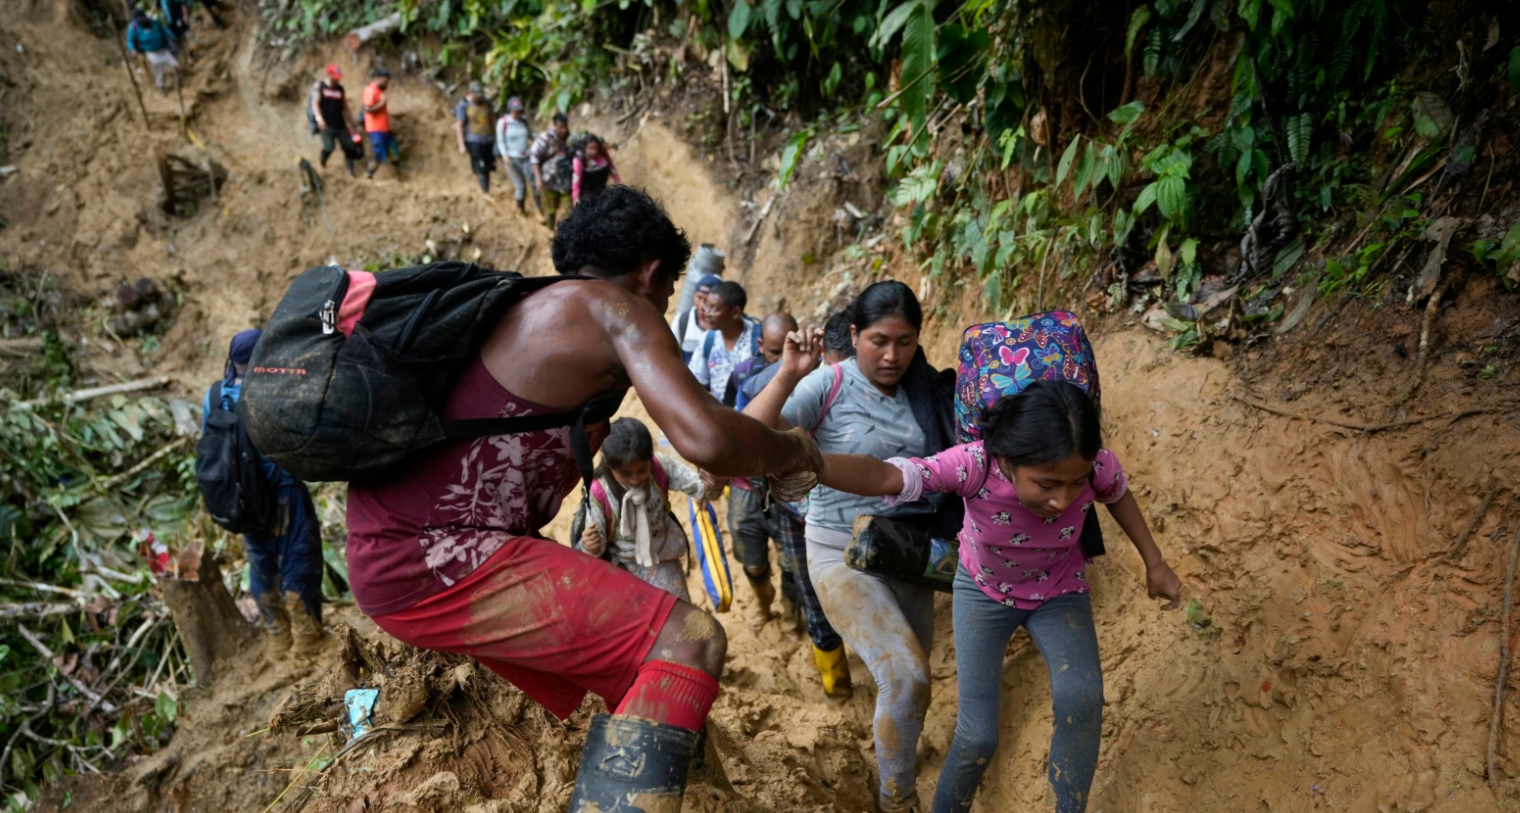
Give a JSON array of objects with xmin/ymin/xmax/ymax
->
[{"xmin": 570, "ymin": 714, "xmax": 698, "ymax": 813}]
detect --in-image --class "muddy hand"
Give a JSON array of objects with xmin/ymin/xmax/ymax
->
[
  {"xmin": 699, "ymin": 469, "xmax": 729, "ymax": 500},
  {"xmin": 768, "ymin": 428, "xmax": 822, "ymax": 502},
  {"xmin": 580, "ymin": 524, "xmax": 605, "ymax": 555},
  {"xmin": 781, "ymin": 328, "xmax": 824, "ymax": 380},
  {"xmin": 1147, "ymin": 561, "xmax": 1182, "ymax": 610}
]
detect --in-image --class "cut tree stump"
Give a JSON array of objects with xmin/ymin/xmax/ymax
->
[{"xmin": 158, "ymin": 541, "xmax": 254, "ymax": 684}]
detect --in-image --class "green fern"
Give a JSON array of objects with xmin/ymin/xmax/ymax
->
[
  {"xmin": 1362, "ymin": 0, "xmax": 1386, "ymax": 80},
  {"xmin": 1329, "ymin": 1, "xmax": 1365, "ymax": 86},
  {"xmin": 1126, "ymin": 6, "xmax": 1151, "ymax": 59},
  {"xmin": 1285, "ymin": 112, "xmax": 1311, "ymax": 165},
  {"xmin": 1144, "ymin": 28, "xmax": 1164, "ymax": 78}
]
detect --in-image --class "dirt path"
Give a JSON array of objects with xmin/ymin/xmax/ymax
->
[{"xmin": 5, "ymin": 7, "xmax": 1520, "ymax": 813}]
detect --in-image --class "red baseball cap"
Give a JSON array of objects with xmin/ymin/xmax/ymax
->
[{"xmin": 326, "ymin": 64, "xmax": 342, "ymax": 79}]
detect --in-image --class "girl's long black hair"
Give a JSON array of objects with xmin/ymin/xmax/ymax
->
[
  {"xmin": 981, "ymin": 380, "xmax": 1102, "ymax": 468},
  {"xmin": 593, "ymin": 417, "xmax": 655, "ymax": 502}
]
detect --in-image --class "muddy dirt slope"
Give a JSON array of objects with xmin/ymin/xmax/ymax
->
[{"xmin": 4, "ymin": 5, "xmax": 1520, "ymax": 813}]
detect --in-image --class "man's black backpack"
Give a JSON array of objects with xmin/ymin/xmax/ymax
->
[
  {"xmin": 239, "ymin": 262, "xmax": 621, "ymax": 484},
  {"xmin": 196, "ymin": 383, "xmax": 278, "ymax": 534}
]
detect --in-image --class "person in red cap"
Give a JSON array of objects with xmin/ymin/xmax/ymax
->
[
  {"xmin": 495, "ymin": 96, "xmax": 537, "ymax": 215},
  {"xmin": 310, "ymin": 64, "xmax": 360, "ymax": 177}
]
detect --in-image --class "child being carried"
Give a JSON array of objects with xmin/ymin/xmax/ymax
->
[{"xmin": 579, "ymin": 418, "xmax": 711, "ymax": 601}]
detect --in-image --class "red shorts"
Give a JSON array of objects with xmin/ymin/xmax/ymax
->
[{"xmin": 371, "ymin": 534, "xmax": 679, "ymax": 719}]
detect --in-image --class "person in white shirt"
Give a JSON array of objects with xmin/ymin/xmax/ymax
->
[
  {"xmin": 495, "ymin": 97, "xmax": 537, "ymax": 214},
  {"xmin": 687, "ymin": 281, "xmax": 759, "ymax": 405},
  {"xmin": 671, "ymin": 274, "xmax": 721, "ymax": 364}
]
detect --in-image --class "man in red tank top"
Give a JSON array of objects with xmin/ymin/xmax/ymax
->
[{"xmin": 346, "ymin": 186, "xmax": 821, "ymax": 812}]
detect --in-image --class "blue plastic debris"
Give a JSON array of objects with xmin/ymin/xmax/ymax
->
[{"xmin": 345, "ymin": 688, "xmax": 380, "ymax": 739}]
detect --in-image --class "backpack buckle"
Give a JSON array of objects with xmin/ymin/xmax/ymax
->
[{"xmin": 319, "ymin": 298, "xmax": 337, "ymax": 335}]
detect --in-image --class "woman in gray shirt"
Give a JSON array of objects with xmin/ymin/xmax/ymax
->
[{"xmin": 745, "ymin": 281, "xmax": 950, "ymax": 813}]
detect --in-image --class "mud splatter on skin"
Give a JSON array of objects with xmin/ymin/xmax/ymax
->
[{"xmin": 678, "ymin": 610, "xmax": 719, "ymax": 642}]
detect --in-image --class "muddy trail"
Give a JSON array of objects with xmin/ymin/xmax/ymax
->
[{"xmin": 4, "ymin": 4, "xmax": 1520, "ymax": 813}]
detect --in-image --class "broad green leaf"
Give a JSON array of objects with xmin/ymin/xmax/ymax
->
[
  {"xmin": 938, "ymin": 25, "xmax": 991, "ymax": 104},
  {"xmin": 1108, "ymin": 101, "xmax": 1144, "ymax": 125},
  {"xmin": 1238, "ymin": 0, "xmax": 1260, "ymax": 30},
  {"xmin": 728, "ymin": 0, "xmax": 752, "ymax": 39},
  {"xmin": 1270, "ymin": 237, "xmax": 1307, "ymax": 277},
  {"xmin": 1411, "ymin": 91, "xmax": 1453, "ymax": 139},
  {"xmin": 1134, "ymin": 181, "xmax": 1158, "ymax": 215},
  {"xmin": 1056, "ymin": 136, "xmax": 1081, "ymax": 186},
  {"xmin": 1494, "ymin": 217, "xmax": 1520, "ymax": 267},
  {"xmin": 870, "ymin": 0, "xmax": 918, "ymax": 50},
  {"xmin": 1155, "ymin": 230, "xmax": 1175, "ymax": 280},
  {"xmin": 899, "ymin": 2, "xmax": 936, "ymax": 136},
  {"xmin": 1285, "ymin": 112, "xmax": 1311, "ymax": 165},
  {"xmin": 1510, "ymin": 46, "xmax": 1520, "ymax": 94},
  {"xmin": 1175, "ymin": 0, "xmax": 1207, "ymax": 41},
  {"xmin": 1267, "ymin": 0, "xmax": 1293, "ymax": 36},
  {"xmin": 1178, "ymin": 238, "xmax": 1198, "ymax": 269},
  {"xmin": 1073, "ymin": 141, "xmax": 1096, "ymax": 201},
  {"xmin": 1156, "ymin": 175, "xmax": 1186, "ymax": 221},
  {"xmin": 779, "ymin": 129, "xmax": 811, "ymax": 189}
]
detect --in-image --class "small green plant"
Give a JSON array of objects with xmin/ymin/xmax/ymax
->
[{"xmin": 1185, "ymin": 598, "xmax": 1212, "ymax": 631}]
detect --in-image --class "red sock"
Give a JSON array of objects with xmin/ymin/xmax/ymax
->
[{"xmin": 613, "ymin": 660, "xmax": 720, "ymax": 732}]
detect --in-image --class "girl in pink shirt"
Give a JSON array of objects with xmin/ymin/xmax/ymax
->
[{"xmin": 819, "ymin": 379, "xmax": 1182, "ymax": 813}]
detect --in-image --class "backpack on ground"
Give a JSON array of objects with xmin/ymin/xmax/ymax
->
[
  {"xmin": 196, "ymin": 383, "xmax": 278, "ymax": 534},
  {"xmin": 954, "ymin": 310, "xmax": 1105, "ymax": 556},
  {"xmin": 239, "ymin": 262, "xmax": 622, "ymax": 485}
]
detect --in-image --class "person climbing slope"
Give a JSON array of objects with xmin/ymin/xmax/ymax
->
[
  {"xmin": 735, "ymin": 309, "xmax": 854, "ymax": 698},
  {"xmin": 721, "ymin": 312, "xmax": 804, "ymax": 630},
  {"xmin": 688, "ymin": 280, "xmax": 760, "ymax": 406},
  {"xmin": 496, "ymin": 97, "xmax": 538, "ymax": 214},
  {"xmin": 571, "ymin": 134, "xmax": 620, "ymax": 206},
  {"xmin": 454, "ymin": 81, "xmax": 496, "ymax": 194},
  {"xmin": 125, "ymin": 9, "xmax": 179, "ymax": 96},
  {"xmin": 362, "ymin": 68, "xmax": 399, "ymax": 180},
  {"xmin": 311, "ymin": 64, "xmax": 360, "ymax": 177},
  {"xmin": 744, "ymin": 281, "xmax": 958, "ymax": 812},
  {"xmin": 529, "ymin": 112, "xmax": 571, "ymax": 229},
  {"xmin": 343, "ymin": 186, "xmax": 823, "ymax": 811},
  {"xmin": 578, "ymin": 418, "xmax": 713, "ymax": 601},
  {"xmin": 816, "ymin": 379, "xmax": 1183, "ymax": 813},
  {"xmin": 201, "ymin": 330, "xmax": 327, "ymax": 661}
]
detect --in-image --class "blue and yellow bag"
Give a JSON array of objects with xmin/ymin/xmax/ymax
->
[{"xmin": 689, "ymin": 497, "xmax": 733, "ymax": 613}]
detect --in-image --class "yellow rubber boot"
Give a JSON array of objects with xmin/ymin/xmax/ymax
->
[{"xmin": 812, "ymin": 644, "xmax": 854, "ymax": 701}]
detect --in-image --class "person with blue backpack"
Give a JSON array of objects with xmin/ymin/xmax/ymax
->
[
  {"xmin": 198, "ymin": 329, "xmax": 327, "ymax": 661},
  {"xmin": 814, "ymin": 315, "xmax": 1184, "ymax": 813},
  {"xmin": 125, "ymin": 9, "xmax": 179, "ymax": 95},
  {"xmin": 687, "ymin": 280, "xmax": 760, "ymax": 406}
]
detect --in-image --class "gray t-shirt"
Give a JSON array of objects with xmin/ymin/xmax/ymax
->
[{"xmin": 781, "ymin": 359, "xmax": 926, "ymax": 535}]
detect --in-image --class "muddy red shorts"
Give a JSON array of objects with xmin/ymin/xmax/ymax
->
[{"xmin": 371, "ymin": 534, "xmax": 679, "ymax": 719}]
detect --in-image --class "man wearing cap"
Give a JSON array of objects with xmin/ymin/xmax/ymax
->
[
  {"xmin": 362, "ymin": 67, "xmax": 399, "ymax": 180},
  {"xmin": 455, "ymin": 82, "xmax": 497, "ymax": 194},
  {"xmin": 672, "ymin": 274, "xmax": 721, "ymax": 364},
  {"xmin": 496, "ymin": 97, "xmax": 538, "ymax": 215},
  {"xmin": 312, "ymin": 64, "xmax": 360, "ymax": 177},
  {"xmin": 202, "ymin": 330, "xmax": 327, "ymax": 661}
]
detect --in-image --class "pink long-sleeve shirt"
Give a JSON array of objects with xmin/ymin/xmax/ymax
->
[{"xmin": 887, "ymin": 442, "xmax": 1128, "ymax": 609}]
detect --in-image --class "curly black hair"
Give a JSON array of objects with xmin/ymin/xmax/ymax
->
[{"xmin": 551, "ymin": 186, "xmax": 691, "ymax": 281}]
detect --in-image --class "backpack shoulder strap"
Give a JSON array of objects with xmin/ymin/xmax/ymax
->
[
  {"xmin": 748, "ymin": 323, "xmax": 761, "ymax": 357},
  {"xmin": 652, "ymin": 457, "xmax": 670, "ymax": 498},
  {"xmin": 702, "ymin": 330, "xmax": 715, "ymax": 359},
  {"xmin": 590, "ymin": 478, "xmax": 615, "ymax": 525},
  {"xmin": 808, "ymin": 363, "xmax": 845, "ymax": 437}
]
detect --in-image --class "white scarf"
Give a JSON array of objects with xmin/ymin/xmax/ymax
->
[{"xmin": 619, "ymin": 485, "xmax": 656, "ymax": 568}]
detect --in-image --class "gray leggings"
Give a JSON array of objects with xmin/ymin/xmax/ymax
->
[
  {"xmin": 807, "ymin": 526, "xmax": 935, "ymax": 809},
  {"xmin": 932, "ymin": 566, "xmax": 1104, "ymax": 813}
]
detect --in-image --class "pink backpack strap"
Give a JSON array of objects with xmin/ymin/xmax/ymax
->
[
  {"xmin": 808, "ymin": 364, "xmax": 845, "ymax": 438},
  {"xmin": 589, "ymin": 478, "xmax": 614, "ymax": 524},
  {"xmin": 651, "ymin": 457, "xmax": 670, "ymax": 499}
]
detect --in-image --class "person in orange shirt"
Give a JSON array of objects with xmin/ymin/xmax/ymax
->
[{"xmin": 362, "ymin": 68, "xmax": 399, "ymax": 179}]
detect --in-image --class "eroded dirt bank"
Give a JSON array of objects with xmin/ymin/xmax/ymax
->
[{"xmin": 3, "ymin": 5, "xmax": 1520, "ymax": 813}]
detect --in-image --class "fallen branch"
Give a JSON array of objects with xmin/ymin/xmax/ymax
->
[
  {"xmin": 1428, "ymin": 485, "xmax": 1498, "ymax": 569},
  {"xmin": 1233, "ymin": 396, "xmax": 1517, "ymax": 433},
  {"xmin": 1398, "ymin": 278, "xmax": 1448, "ymax": 406},
  {"xmin": 0, "ymin": 578, "xmax": 90, "ymax": 599},
  {"xmin": 1489, "ymin": 513, "xmax": 1520, "ymax": 791},
  {"xmin": 100, "ymin": 436, "xmax": 193, "ymax": 490},
  {"xmin": 0, "ymin": 602, "xmax": 81, "ymax": 622},
  {"xmin": 17, "ymin": 625, "xmax": 115, "ymax": 713},
  {"xmin": 743, "ymin": 194, "xmax": 779, "ymax": 246},
  {"xmin": 14, "ymin": 376, "xmax": 171, "ymax": 409}
]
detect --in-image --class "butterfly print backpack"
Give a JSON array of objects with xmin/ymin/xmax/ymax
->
[{"xmin": 954, "ymin": 311, "xmax": 1100, "ymax": 443}]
